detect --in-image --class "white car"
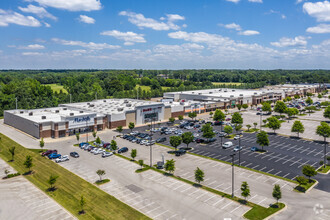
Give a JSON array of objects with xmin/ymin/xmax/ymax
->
[
  {"xmin": 55, "ymin": 155, "xmax": 69, "ymax": 163},
  {"xmin": 185, "ymin": 126, "xmax": 193, "ymax": 130},
  {"xmin": 234, "ymin": 135, "xmax": 242, "ymax": 140},
  {"xmin": 94, "ymin": 148, "xmax": 104, "ymax": 155},
  {"xmin": 193, "ymin": 133, "xmax": 199, "ymax": 137},
  {"xmin": 102, "ymin": 152, "xmax": 113, "ymax": 158},
  {"xmin": 140, "ymin": 140, "xmax": 148, "ymax": 145},
  {"xmin": 222, "ymin": 142, "xmax": 233, "ymax": 149}
]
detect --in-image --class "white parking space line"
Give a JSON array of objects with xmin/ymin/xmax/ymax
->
[
  {"xmin": 153, "ymin": 210, "xmax": 170, "ymax": 219},
  {"xmin": 289, "ymin": 158, "xmax": 302, "ymax": 167},
  {"xmin": 230, "ymin": 205, "xmax": 242, "ymax": 213},
  {"xmin": 306, "ymin": 149, "xmax": 316, "ymax": 155},
  {"xmin": 274, "ymin": 171, "xmax": 282, "ymax": 176},
  {"xmin": 204, "ymin": 195, "xmax": 217, "ymax": 203},
  {"xmin": 257, "ymin": 198, "xmax": 267, "ymax": 205},
  {"xmin": 212, "ymin": 198, "xmax": 224, "ymax": 206},
  {"xmin": 145, "ymin": 206, "xmax": 161, "ymax": 214},
  {"xmin": 275, "ymin": 155, "xmax": 288, "ymax": 162},
  {"xmin": 292, "ymin": 146, "xmax": 304, "ymax": 152},
  {"xmin": 252, "ymin": 165, "xmax": 259, "ymax": 169},
  {"xmin": 298, "ymin": 160, "xmax": 310, "ymax": 168},
  {"xmin": 314, "ymin": 151, "xmax": 323, "ymax": 157},
  {"xmin": 282, "ymin": 157, "xmax": 295, "ymax": 164},
  {"xmin": 221, "ymin": 201, "xmax": 233, "ymax": 210},
  {"xmin": 245, "ymin": 163, "xmax": 253, "ymax": 167},
  {"xmin": 282, "ymin": 173, "xmax": 290, "ymax": 178}
]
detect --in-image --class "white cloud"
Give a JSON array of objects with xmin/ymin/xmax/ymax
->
[
  {"xmin": 78, "ymin": 15, "xmax": 95, "ymax": 24},
  {"xmin": 239, "ymin": 30, "xmax": 260, "ymax": 35},
  {"xmin": 226, "ymin": 0, "xmax": 240, "ymax": 3},
  {"xmin": 271, "ymin": 36, "xmax": 308, "ymax": 47},
  {"xmin": 119, "ymin": 11, "xmax": 185, "ymax": 31},
  {"xmin": 0, "ymin": 10, "xmax": 41, "ymax": 27},
  {"xmin": 19, "ymin": 44, "xmax": 45, "ymax": 49},
  {"xmin": 22, "ymin": 52, "xmax": 43, "ymax": 56},
  {"xmin": 100, "ymin": 30, "xmax": 146, "ymax": 45},
  {"xmin": 306, "ymin": 23, "xmax": 330, "ymax": 33},
  {"xmin": 168, "ymin": 31, "xmax": 234, "ymax": 46},
  {"xmin": 224, "ymin": 23, "xmax": 242, "ymax": 31},
  {"xmin": 52, "ymin": 38, "xmax": 120, "ymax": 50},
  {"xmin": 29, "ymin": 0, "xmax": 102, "ymax": 11},
  {"xmin": 44, "ymin": 22, "xmax": 51, "ymax": 27},
  {"xmin": 296, "ymin": 0, "xmax": 305, "ymax": 4},
  {"xmin": 266, "ymin": 10, "xmax": 286, "ymax": 19},
  {"xmin": 303, "ymin": 1, "xmax": 330, "ymax": 22},
  {"xmin": 248, "ymin": 0, "xmax": 263, "ymax": 3},
  {"xmin": 18, "ymin": 4, "xmax": 57, "ymax": 20}
]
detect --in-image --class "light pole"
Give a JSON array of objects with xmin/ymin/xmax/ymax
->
[
  {"xmin": 230, "ymin": 153, "xmax": 236, "ymax": 198},
  {"xmin": 260, "ymin": 113, "xmax": 262, "ymax": 131},
  {"xmin": 150, "ymin": 142, "xmax": 153, "ymax": 167},
  {"xmin": 15, "ymin": 97, "xmax": 18, "ymax": 109},
  {"xmin": 70, "ymin": 94, "xmax": 72, "ymax": 103},
  {"xmin": 238, "ymin": 135, "xmax": 241, "ymax": 166},
  {"xmin": 86, "ymin": 120, "xmax": 89, "ymax": 143}
]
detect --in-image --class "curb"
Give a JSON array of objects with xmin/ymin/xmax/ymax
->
[
  {"xmin": 264, "ymin": 203, "xmax": 287, "ymax": 220},
  {"xmin": 305, "ymin": 180, "xmax": 319, "ymax": 193}
]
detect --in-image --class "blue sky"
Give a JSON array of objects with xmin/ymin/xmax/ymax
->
[{"xmin": 0, "ymin": 0, "xmax": 329, "ymax": 69}]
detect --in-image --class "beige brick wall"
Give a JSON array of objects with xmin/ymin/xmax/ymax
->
[
  {"xmin": 164, "ymin": 107, "xmax": 171, "ymax": 121},
  {"xmin": 126, "ymin": 112, "xmax": 136, "ymax": 126}
]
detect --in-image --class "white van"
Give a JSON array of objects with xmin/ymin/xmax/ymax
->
[{"xmin": 222, "ymin": 141, "xmax": 233, "ymax": 149}]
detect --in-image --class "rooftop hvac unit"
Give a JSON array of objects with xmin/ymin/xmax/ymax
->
[
  {"xmin": 230, "ymin": 95, "xmax": 234, "ymax": 97},
  {"xmin": 80, "ymin": 111, "xmax": 84, "ymax": 113},
  {"xmin": 192, "ymin": 92, "xmax": 195, "ymax": 94},
  {"xmin": 124, "ymin": 100, "xmax": 128, "ymax": 103},
  {"xmin": 103, "ymin": 100, "xmax": 106, "ymax": 102},
  {"xmin": 126, "ymin": 104, "xmax": 132, "ymax": 107},
  {"xmin": 199, "ymin": 93, "xmax": 202, "ymax": 95},
  {"xmin": 29, "ymin": 112, "xmax": 33, "ymax": 116},
  {"xmin": 20, "ymin": 111, "xmax": 24, "ymax": 114},
  {"xmin": 63, "ymin": 108, "xmax": 67, "ymax": 110},
  {"xmin": 70, "ymin": 113, "xmax": 74, "ymax": 116},
  {"xmin": 219, "ymin": 89, "xmax": 222, "ymax": 91},
  {"xmin": 55, "ymin": 110, "xmax": 59, "ymax": 113},
  {"xmin": 224, "ymin": 90, "xmax": 227, "ymax": 92},
  {"xmin": 209, "ymin": 92, "xmax": 213, "ymax": 94},
  {"xmin": 90, "ymin": 104, "xmax": 94, "ymax": 107},
  {"xmin": 239, "ymin": 94, "xmax": 243, "ymax": 96},
  {"xmin": 41, "ymin": 116, "xmax": 46, "ymax": 119},
  {"xmin": 254, "ymin": 92, "xmax": 258, "ymax": 95}
]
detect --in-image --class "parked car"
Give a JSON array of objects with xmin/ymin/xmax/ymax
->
[
  {"xmin": 157, "ymin": 161, "xmax": 164, "ymax": 169},
  {"xmin": 103, "ymin": 142, "xmax": 110, "ymax": 148},
  {"xmin": 222, "ymin": 142, "xmax": 233, "ymax": 149},
  {"xmin": 102, "ymin": 151, "xmax": 113, "ymax": 158},
  {"xmin": 70, "ymin": 152, "xmax": 79, "ymax": 158},
  {"xmin": 42, "ymin": 150, "xmax": 57, "ymax": 157},
  {"xmin": 226, "ymin": 118, "xmax": 231, "ymax": 121},
  {"xmin": 213, "ymin": 121, "xmax": 223, "ymax": 126},
  {"xmin": 156, "ymin": 137, "xmax": 167, "ymax": 143},
  {"xmin": 234, "ymin": 135, "xmax": 242, "ymax": 140},
  {"xmin": 48, "ymin": 153, "xmax": 61, "ymax": 159},
  {"xmin": 251, "ymin": 147, "xmax": 259, "ymax": 152},
  {"xmin": 79, "ymin": 142, "xmax": 89, "ymax": 148},
  {"xmin": 195, "ymin": 138, "xmax": 205, "ymax": 143},
  {"xmin": 199, "ymin": 120, "xmax": 205, "ymax": 124},
  {"xmin": 55, "ymin": 155, "xmax": 69, "ymax": 163},
  {"xmin": 175, "ymin": 149, "xmax": 186, "ymax": 156},
  {"xmin": 219, "ymin": 132, "xmax": 227, "ymax": 137},
  {"xmin": 118, "ymin": 147, "xmax": 128, "ymax": 153},
  {"xmin": 206, "ymin": 138, "xmax": 216, "ymax": 143},
  {"xmin": 233, "ymin": 146, "xmax": 242, "ymax": 152}
]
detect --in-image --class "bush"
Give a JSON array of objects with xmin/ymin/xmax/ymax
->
[
  {"xmin": 4, "ymin": 172, "xmax": 20, "ymax": 179},
  {"xmin": 320, "ymin": 161, "xmax": 324, "ymax": 166}
]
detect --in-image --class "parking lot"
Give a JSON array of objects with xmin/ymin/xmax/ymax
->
[
  {"xmin": 124, "ymin": 120, "xmax": 325, "ymax": 183},
  {"xmin": 0, "ymin": 159, "xmax": 75, "ymax": 220}
]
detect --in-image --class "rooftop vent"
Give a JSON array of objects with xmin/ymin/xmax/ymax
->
[
  {"xmin": 103, "ymin": 100, "xmax": 106, "ymax": 102},
  {"xmin": 70, "ymin": 113, "xmax": 74, "ymax": 116},
  {"xmin": 209, "ymin": 92, "xmax": 213, "ymax": 94},
  {"xmin": 230, "ymin": 95, "xmax": 234, "ymax": 97},
  {"xmin": 20, "ymin": 111, "xmax": 24, "ymax": 114},
  {"xmin": 239, "ymin": 94, "xmax": 243, "ymax": 96},
  {"xmin": 117, "ymin": 108, "xmax": 124, "ymax": 112},
  {"xmin": 29, "ymin": 112, "xmax": 33, "ymax": 116},
  {"xmin": 63, "ymin": 108, "xmax": 67, "ymax": 110},
  {"xmin": 199, "ymin": 93, "xmax": 202, "ymax": 95},
  {"xmin": 126, "ymin": 104, "xmax": 132, "ymax": 107},
  {"xmin": 232, "ymin": 90, "xmax": 235, "ymax": 91},
  {"xmin": 87, "ymin": 103, "xmax": 90, "ymax": 105},
  {"xmin": 192, "ymin": 92, "xmax": 195, "ymax": 94},
  {"xmin": 55, "ymin": 110, "xmax": 59, "ymax": 113},
  {"xmin": 41, "ymin": 116, "xmax": 46, "ymax": 119},
  {"xmin": 254, "ymin": 92, "xmax": 258, "ymax": 95},
  {"xmin": 79, "ymin": 111, "xmax": 84, "ymax": 113},
  {"xmin": 224, "ymin": 90, "xmax": 228, "ymax": 92},
  {"xmin": 90, "ymin": 104, "xmax": 94, "ymax": 107},
  {"xmin": 124, "ymin": 100, "xmax": 128, "ymax": 103}
]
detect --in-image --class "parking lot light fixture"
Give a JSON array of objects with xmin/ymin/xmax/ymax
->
[
  {"xmin": 150, "ymin": 141, "xmax": 153, "ymax": 167},
  {"xmin": 230, "ymin": 153, "xmax": 236, "ymax": 198},
  {"xmin": 260, "ymin": 113, "xmax": 262, "ymax": 131},
  {"xmin": 239, "ymin": 135, "xmax": 241, "ymax": 166}
]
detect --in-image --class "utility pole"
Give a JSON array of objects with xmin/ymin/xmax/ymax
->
[
  {"xmin": 15, "ymin": 97, "xmax": 18, "ymax": 109},
  {"xmin": 95, "ymin": 92, "xmax": 97, "ymax": 100},
  {"xmin": 238, "ymin": 135, "xmax": 241, "ymax": 166},
  {"xmin": 86, "ymin": 120, "xmax": 89, "ymax": 143},
  {"xmin": 260, "ymin": 113, "xmax": 262, "ymax": 131},
  {"xmin": 70, "ymin": 94, "xmax": 72, "ymax": 103},
  {"xmin": 230, "ymin": 154, "xmax": 236, "ymax": 198}
]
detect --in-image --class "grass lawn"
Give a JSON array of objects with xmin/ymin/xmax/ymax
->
[
  {"xmin": 135, "ymin": 85, "xmax": 151, "ymax": 91},
  {"xmin": 212, "ymin": 82, "xmax": 242, "ymax": 86},
  {"xmin": 244, "ymin": 128, "xmax": 259, "ymax": 133},
  {"xmin": 294, "ymin": 179, "xmax": 317, "ymax": 193},
  {"xmin": 318, "ymin": 165, "xmax": 330, "ymax": 174},
  {"xmin": 44, "ymin": 84, "xmax": 68, "ymax": 94},
  {"xmin": 244, "ymin": 203, "xmax": 285, "ymax": 220},
  {"xmin": 0, "ymin": 133, "xmax": 150, "ymax": 220},
  {"xmin": 95, "ymin": 179, "xmax": 110, "ymax": 185}
]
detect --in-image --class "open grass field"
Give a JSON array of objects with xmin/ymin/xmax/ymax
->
[
  {"xmin": 45, "ymin": 84, "xmax": 68, "ymax": 94},
  {"xmin": 0, "ymin": 133, "xmax": 150, "ymax": 220},
  {"xmin": 212, "ymin": 82, "xmax": 242, "ymax": 86},
  {"xmin": 135, "ymin": 84, "xmax": 170, "ymax": 91}
]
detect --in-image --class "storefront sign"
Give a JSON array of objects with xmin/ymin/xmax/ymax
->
[{"xmin": 73, "ymin": 116, "xmax": 90, "ymax": 123}]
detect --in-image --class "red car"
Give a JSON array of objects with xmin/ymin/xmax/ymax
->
[
  {"xmin": 42, "ymin": 150, "xmax": 57, "ymax": 156},
  {"xmin": 226, "ymin": 118, "xmax": 231, "ymax": 121}
]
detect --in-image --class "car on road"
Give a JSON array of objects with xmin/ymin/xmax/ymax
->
[
  {"xmin": 219, "ymin": 132, "xmax": 227, "ymax": 137},
  {"xmin": 233, "ymin": 146, "xmax": 242, "ymax": 152},
  {"xmin": 42, "ymin": 150, "xmax": 57, "ymax": 157},
  {"xmin": 102, "ymin": 151, "xmax": 113, "ymax": 158},
  {"xmin": 175, "ymin": 149, "xmax": 186, "ymax": 156},
  {"xmin": 234, "ymin": 135, "xmax": 242, "ymax": 140},
  {"xmin": 222, "ymin": 142, "xmax": 233, "ymax": 149},
  {"xmin": 55, "ymin": 155, "xmax": 69, "ymax": 163},
  {"xmin": 118, "ymin": 147, "xmax": 128, "ymax": 153},
  {"xmin": 48, "ymin": 153, "xmax": 61, "ymax": 159},
  {"xmin": 225, "ymin": 118, "xmax": 231, "ymax": 121},
  {"xmin": 70, "ymin": 152, "xmax": 79, "ymax": 158},
  {"xmin": 251, "ymin": 147, "xmax": 259, "ymax": 152},
  {"xmin": 156, "ymin": 137, "xmax": 167, "ymax": 143}
]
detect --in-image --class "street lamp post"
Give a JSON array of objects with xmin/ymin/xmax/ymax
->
[
  {"xmin": 86, "ymin": 120, "xmax": 89, "ymax": 143},
  {"xmin": 238, "ymin": 135, "xmax": 241, "ymax": 166},
  {"xmin": 15, "ymin": 97, "xmax": 18, "ymax": 109},
  {"xmin": 260, "ymin": 113, "xmax": 262, "ymax": 131},
  {"xmin": 230, "ymin": 153, "xmax": 236, "ymax": 198}
]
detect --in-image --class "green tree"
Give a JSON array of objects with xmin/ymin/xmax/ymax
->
[
  {"xmin": 80, "ymin": 195, "xmax": 86, "ymax": 214},
  {"xmin": 302, "ymin": 165, "xmax": 317, "ymax": 180},
  {"xmin": 224, "ymin": 125, "xmax": 233, "ymax": 136},
  {"xmin": 138, "ymin": 159, "xmax": 144, "ymax": 169},
  {"xmin": 295, "ymin": 176, "xmax": 308, "ymax": 186},
  {"xmin": 128, "ymin": 122, "xmax": 135, "ymax": 132},
  {"xmin": 306, "ymin": 97, "xmax": 313, "ymax": 105},
  {"xmin": 95, "ymin": 136, "xmax": 101, "ymax": 145},
  {"xmin": 209, "ymin": 111, "xmax": 213, "ymax": 118},
  {"xmin": 241, "ymin": 181, "xmax": 250, "ymax": 201},
  {"xmin": 262, "ymin": 102, "xmax": 271, "ymax": 113},
  {"xmin": 96, "ymin": 169, "xmax": 106, "ymax": 181},
  {"xmin": 242, "ymin": 104, "xmax": 248, "ymax": 110},
  {"xmin": 253, "ymin": 122, "xmax": 258, "ymax": 130},
  {"xmin": 246, "ymin": 124, "xmax": 251, "ymax": 131},
  {"xmin": 182, "ymin": 132, "xmax": 194, "ymax": 149},
  {"xmin": 267, "ymin": 116, "xmax": 281, "ymax": 133},
  {"xmin": 237, "ymin": 104, "xmax": 242, "ymax": 111},
  {"xmin": 201, "ymin": 123, "xmax": 215, "ymax": 139},
  {"xmin": 39, "ymin": 138, "xmax": 45, "ymax": 152},
  {"xmin": 169, "ymin": 117, "xmax": 175, "ymax": 123},
  {"xmin": 48, "ymin": 174, "xmax": 59, "ymax": 190},
  {"xmin": 272, "ymin": 184, "xmax": 282, "ymax": 204},
  {"xmin": 213, "ymin": 109, "xmax": 225, "ymax": 122},
  {"xmin": 164, "ymin": 159, "xmax": 175, "ymax": 174},
  {"xmin": 131, "ymin": 149, "xmax": 137, "ymax": 160},
  {"xmin": 92, "ymin": 131, "xmax": 97, "ymax": 139},
  {"xmin": 231, "ymin": 112, "xmax": 243, "ymax": 124},
  {"xmin": 24, "ymin": 155, "xmax": 33, "ymax": 172},
  {"xmin": 9, "ymin": 146, "xmax": 15, "ymax": 161},
  {"xmin": 178, "ymin": 115, "xmax": 183, "ymax": 120},
  {"xmin": 170, "ymin": 136, "xmax": 182, "ymax": 151},
  {"xmin": 324, "ymin": 106, "xmax": 330, "ymax": 119},
  {"xmin": 316, "ymin": 122, "xmax": 330, "ymax": 168},
  {"xmin": 110, "ymin": 140, "xmax": 117, "ymax": 151},
  {"xmin": 76, "ymin": 133, "xmax": 80, "ymax": 144},
  {"xmin": 318, "ymin": 94, "xmax": 322, "ymax": 99},
  {"xmin": 274, "ymin": 101, "xmax": 287, "ymax": 116},
  {"xmin": 116, "ymin": 126, "xmax": 123, "ymax": 133},
  {"xmin": 194, "ymin": 167, "xmax": 205, "ymax": 185},
  {"xmin": 188, "ymin": 112, "xmax": 197, "ymax": 120},
  {"xmin": 256, "ymin": 131, "xmax": 269, "ymax": 151},
  {"xmin": 291, "ymin": 120, "xmax": 304, "ymax": 137}
]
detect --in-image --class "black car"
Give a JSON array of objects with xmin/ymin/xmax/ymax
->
[
  {"xmin": 118, "ymin": 147, "xmax": 128, "ymax": 153},
  {"xmin": 213, "ymin": 121, "xmax": 223, "ymax": 126},
  {"xmin": 70, "ymin": 152, "xmax": 79, "ymax": 158},
  {"xmin": 195, "ymin": 138, "xmax": 205, "ymax": 143},
  {"xmin": 175, "ymin": 149, "xmax": 186, "ymax": 156},
  {"xmin": 206, "ymin": 138, "xmax": 216, "ymax": 143},
  {"xmin": 156, "ymin": 137, "xmax": 167, "ymax": 143}
]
